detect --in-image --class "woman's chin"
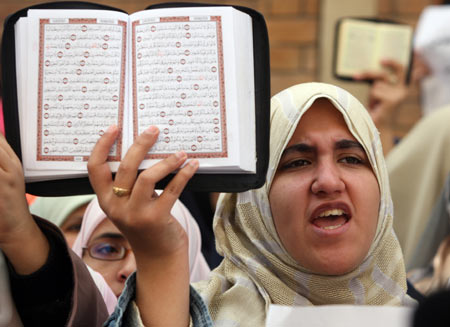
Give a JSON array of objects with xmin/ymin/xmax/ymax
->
[{"xmin": 301, "ymin": 253, "xmax": 362, "ymax": 276}]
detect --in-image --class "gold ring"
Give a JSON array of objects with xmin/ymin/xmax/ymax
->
[{"xmin": 112, "ymin": 186, "xmax": 131, "ymax": 197}]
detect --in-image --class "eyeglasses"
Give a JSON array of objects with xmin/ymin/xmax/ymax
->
[{"xmin": 83, "ymin": 241, "xmax": 132, "ymax": 261}]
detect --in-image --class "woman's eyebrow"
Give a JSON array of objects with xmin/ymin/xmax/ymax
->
[
  {"xmin": 281, "ymin": 143, "xmax": 315, "ymax": 157},
  {"xmin": 281, "ymin": 140, "xmax": 364, "ymax": 159},
  {"xmin": 335, "ymin": 139, "xmax": 364, "ymax": 151},
  {"xmin": 92, "ymin": 232, "xmax": 125, "ymax": 241}
]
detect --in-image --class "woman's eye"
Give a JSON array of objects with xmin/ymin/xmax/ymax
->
[
  {"xmin": 64, "ymin": 223, "xmax": 82, "ymax": 232},
  {"xmin": 95, "ymin": 243, "xmax": 119, "ymax": 255},
  {"xmin": 339, "ymin": 156, "xmax": 362, "ymax": 165},
  {"xmin": 281, "ymin": 159, "xmax": 310, "ymax": 170},
  {"xmin": 89, "ymin": 241, "xmax": 125, "ymax": 260}
]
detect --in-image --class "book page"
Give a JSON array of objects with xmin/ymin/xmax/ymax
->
[
  {"xmin": 336, "ymin": 19, "xmax": 412, "ymax": 77},
  {"xmin": 336, "ymin": 19, "xmax": 378, "ymax": 76},
  {"xmin": 130, "ymin": 7, "xmax": 255, "ymax": 173},
  {"xmin": 15, "ymin": 7, "xmax": 255, "ymax": 180},
  {"xmin": 266, "ymin": 304, "xmax": 413, "ymax": 327},
  {"xmin": 16, "ymin": 16, "xmax": 75, "ymax": 181},
  {"xmin": 414, "ymin": 5, "xmax": 450, "ymax": 115},
  {"xmin": 378, "ymin": 24, "xmax": 412, "ymax": 67},
  {"xmin": 23, "ymin": 9, "xmax": 129, "ymax": 174}
]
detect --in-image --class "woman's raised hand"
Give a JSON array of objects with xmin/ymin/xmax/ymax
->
[
  {"xmin": 88, "ymin": 124, "xmax": 198, "ymax": 260},
  {"xmin": 0, "ymin": 133, "xmax": 49, "ymax": 274},
  {"xmin": 354, "ymin": 59, "xmax": 409, "ymax": 126},
  {"xmin": 87, "ymin": 125, "xmax": 197, "ymax": 326}
]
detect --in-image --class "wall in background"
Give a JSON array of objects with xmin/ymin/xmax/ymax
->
[{"xmin": 0, "ymin": 0, "xmax": 438, "ymax": 146}]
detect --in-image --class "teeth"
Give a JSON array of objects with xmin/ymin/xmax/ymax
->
[
  {"xmin": 318, "ymin": 209, "xmax": 344, "ymax": 217},
  {"xmin": 322, "ymin": 222, "xmax": 345, "ymax": 230}
]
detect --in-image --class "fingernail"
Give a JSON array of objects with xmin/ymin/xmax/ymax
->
[
  {"xmin": 143, "ymin": 126, "xmax": 159, "ymax": 135},
  {"xmin": 188, "ymin": 159, "xmax": 199, "ymax": 168},
  {"xmin": 106, "ymin": 125, "xmax": 117, "ymax": 133},
  {"xmin": 175, "ymin": 151, "xmax": 186, "ymax": 159}
]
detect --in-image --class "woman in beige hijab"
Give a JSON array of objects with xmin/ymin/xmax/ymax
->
[
  {"xmin": 387, "ymin": 106, "xmax": 450, "ymax": 266},
  {"xmin": 87, "ymin": 82, "xmax": 416, "ymax": 326},
  {"xmin": 356, "ymin": 56, "xmax": 450, "ymax": 267}
]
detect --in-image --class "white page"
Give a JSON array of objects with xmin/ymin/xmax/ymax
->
[
  {"xmin": 336, "ymin": 20, "xmax": 379, "ymax": 75},
  {"xmin": 378, "ymin": 24, "xmax": 412, "ymax": 67},
  {"xmin": 414, "ymin": 5, "xmax": 450, "ymax": 115},
  {"xmin": 129, "ymin": 7, "xmax": 255, "ymax": 173},
  {"xmin": 17, "ymin": 7, "xmax": 255, "ymax": 181},
  {"xmin": 266, "ymin": 304, "xmax": 414, "ymax": 327},
  {"xmin": 16, "ymin": 17, "xmax": 85, "ymax": 181},
  {"xmin": 336, "ymin": 19, "xmax": 412, "ymax": 76},
  {"xmin": 23, "ymin": 9, "xmax": 130, "ymax": 174}
]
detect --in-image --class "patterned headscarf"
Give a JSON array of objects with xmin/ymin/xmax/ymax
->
[
  {"xmin": 193, "ymin": 83, "xmax": 415, "ymax": 326},
  {"xmin": 386, "ymin": 105, "xmax": 450, "ymax": 267}
]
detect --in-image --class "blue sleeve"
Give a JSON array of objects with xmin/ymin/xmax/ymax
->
[
  {"xmin": 189, "ymin": 284, "xmax": 214, "ymax": 327},
  {"xmin": 104, "ymin": 272, "xmax": 213, "ymax": 327}
]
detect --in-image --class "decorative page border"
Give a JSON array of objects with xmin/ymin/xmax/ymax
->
[
  {"xmin": 132, "ymin": 16, "xmax": 227, "ymax": 159},
  {"xmin": 37, "ymin": 18, "xmax": 127, "ymax": 162}
]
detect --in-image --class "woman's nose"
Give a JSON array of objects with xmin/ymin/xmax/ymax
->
[
  {"xmin": 311, "ymin": 160, "xmax": 345, "ymax": 195},
  {"xmin": 117, "ymin": 252, "xmax": 136, "ymax": 282}
]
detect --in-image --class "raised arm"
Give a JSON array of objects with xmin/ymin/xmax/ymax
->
[
  {"xmin": 0, "ymin": 133, "xmax": 109, "ymax": 327},
  {"xmin": 0, "ymin": 133, "xmax": 49, "ymax": 275},
  {"xmin": 354, "ymin": 58, "xmax": 409, "ymax": 126},
  {"xmin": 353, "ymin": 59, "xmax": 410, "ymax": 153},
  {"xmin": 88, "ymin": 125, "xmax": 197, "ymax": 326}
]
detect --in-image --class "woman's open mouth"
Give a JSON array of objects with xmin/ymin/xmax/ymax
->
[
  {"xmin": 310, "ymin": 204, "xmax": 352, "ymax": 235},
  {"xmin": 312, "ymin": 208, "xmax": 349, "ymax": 230}
]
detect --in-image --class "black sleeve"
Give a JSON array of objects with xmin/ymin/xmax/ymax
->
[
  {"xmin": 7, "ymin": 217, "xmax": 73, "ymax": 326},
  {"xmin": 413, "ymin": 288, "xmax": 450, "ymax": 327},
  {"xmin": 407, "ymin": 279, "xmax": 426, "ymax": 304}
]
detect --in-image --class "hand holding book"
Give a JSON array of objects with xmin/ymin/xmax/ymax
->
[
  {"xmin": 2, "ymin": 2, "xmax": 270, "ymax": 195},
  {"xmin": 333, "ymin": 17, "xmax": 413, "ymax": 82},
  {"xmin": 353, "ymin": 58, "xmax": 409, "ymax": 125},
  {"xmin": 18, "ymin": 7, "xmax": 255, "ymax": 179},
  {"xmin": 87, "ymin": 123, "xmax": 196, "ymax": 326}
]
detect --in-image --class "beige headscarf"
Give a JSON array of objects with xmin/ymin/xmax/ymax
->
[
  {"xmin": 193, "ymin": 83, "xmax": 415, "ymax": 326},
  {"xmin": 386, "ymin": 105, "xmax": 450, "ymax": 267}
]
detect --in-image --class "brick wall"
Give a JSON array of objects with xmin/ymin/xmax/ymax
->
[
  {"xmin": 0, "ymin": 0, "xmax": 319, "ymax": 94},
  {"xmin": 0, "ymin": 0, "xmax": 439, "ymax": 139}
]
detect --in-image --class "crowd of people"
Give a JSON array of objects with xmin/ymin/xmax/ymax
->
[{"xmin": 1, "ymin": 2, "xmax": 450, "ymax": 327}]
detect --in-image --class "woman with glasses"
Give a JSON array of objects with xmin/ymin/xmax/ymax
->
[{"xmin": 71, "ymin": 196, "xmax": 210, "ymax": 314}]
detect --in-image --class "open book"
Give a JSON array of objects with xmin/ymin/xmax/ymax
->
[
  {"xmin": 2, "ymin": 2, "xmax": 270, "ymax": 194},
  {"xmin": 334, "ymin": 17, "xmax": 413, "ymax": 80}
]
